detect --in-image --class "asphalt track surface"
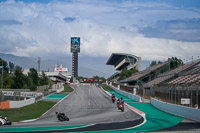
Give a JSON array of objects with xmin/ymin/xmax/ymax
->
[{"xmin": 0, "ymin": 84, "xmax": 143, "ymax": 132}]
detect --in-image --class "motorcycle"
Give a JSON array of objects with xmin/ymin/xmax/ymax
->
[
  {"xmin": 57, "ymin": 113, "xmax": 69, "ymax": 121},
  {"xmin": 119, "ymin": 104, "xmax": 124, "ymax": 112},
  {"xmin": 116, "ymin": 101, "xmax": 124, "ymax": 112},
  {"xmin": 0, "ymin": 117, "xmax": 12, "ymax": 126}
]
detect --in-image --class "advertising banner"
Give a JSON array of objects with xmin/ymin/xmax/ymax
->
[
  {"xmin": 71, "ymin": 37, "xmax": 80, "ymax": 53},
  {"xmin": 181, "ymin": 98, "xmax": 190, "ymax": 104}
]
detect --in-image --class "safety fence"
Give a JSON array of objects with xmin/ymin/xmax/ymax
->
[
  {"xmin": 154, "ymin": 84, "xmax": 200, "ymax": 109},
  {"xmin": 111, "ymin": 82, "xmax": 199, "ymax": 109}
]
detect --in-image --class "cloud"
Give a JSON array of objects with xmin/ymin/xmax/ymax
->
[
  {"xmin": 0, "ymin": 19, "xmax": 22, "ymax": 25},
  {"xmin": 0, "ymin": 0, "xmax": 199, "ymax": 62},
  {"xmin": 63, "ymin": 17, "xmax": 76, "ymax": 23},
  {"xmin": 139, "ymin": 18, "xmax": 200, "ymax": 42}
]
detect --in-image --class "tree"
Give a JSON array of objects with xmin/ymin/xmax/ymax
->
[
  {"xmin": 11, "ymin": 66, "xmax": 25, "ymax": 89},
  {"xmin": 0, "ymin": 58, "xmax": 9, "ymax": 73},
  {"xmin": 118, "ymin": 68, "xmax": 138, "ymax": 81},
  {"xmin": 28, "ymin": 68, "xmax": 39, "ymax": 86},
  {"xmin": 39, "ymin": 71, "xmax": 49, "ymax": 85},
  {"xmin": 150, "ymin": 61, "xmax": 157, "ymax": 67},
  {"xmin": 168, "ymin": 57, "xmax": 183, "ymax": 69},
  {"xmin": 9, "ymin": 62, "xmax": 15, "ymax": 73}
]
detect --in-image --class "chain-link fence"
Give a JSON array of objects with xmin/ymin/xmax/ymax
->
[
  {"xmin": 111, "ymin": 82, "xmax": 199, "ymax": 109},
  {"xmin": 154, "ymin": 84, "xmax": 200, "ymax": 109}
]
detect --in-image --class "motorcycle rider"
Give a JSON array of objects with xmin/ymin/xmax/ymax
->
[
  {"xmin": 120, "ymin": 97, "xmax": 124, "ymax": 105},
  {"xmin": 111, "ymin": 93, "xmax": 115, "ymax": 99},
  {"xmin": 116, "ymin": 98, "xmax": 121, "ymax": 109},
  {"xmin": 56, "ymin": 111, "xmax": 67, "ymax": 121},
  {"xmin": 111, "ymin": 93, "xmax": 116, "ymax": 103}
]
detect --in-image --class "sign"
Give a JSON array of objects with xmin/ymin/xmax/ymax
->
[
  {"xmin": 71, "ymin": 37, "xmax": 80, "ymax": 53},
  {"xmin": 181, "ymin": 98, "xmax": 190, "ymax": 104},
  {"xmin": 54, "ymin": 67, "xmax": 68, "ymax": 72}
]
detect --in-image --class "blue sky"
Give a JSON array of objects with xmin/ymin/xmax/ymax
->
[{"xmin": 0, "ymin": 0, "xmax": 200, "ymax": 62}]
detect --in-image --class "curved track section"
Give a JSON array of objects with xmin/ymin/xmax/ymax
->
[{"xmin": 0, "ymin": 84, "xmax": 143, "ymax": 132}]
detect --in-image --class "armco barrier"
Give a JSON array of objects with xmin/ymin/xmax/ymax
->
[
  {"xmin": 109, "ymin": 85, "xmax": 141, "ymax": 102},
  {"xmin": 151, "ymin": 98, "xmax": 200, "ymax": 122},
  {"xmin": 9, "ymin": 98, "xmax": 35, "ymax": 108}
]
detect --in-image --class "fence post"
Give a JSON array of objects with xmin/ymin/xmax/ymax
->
[
  {"xmin": 197, "ymin": 89, "xmax": 199, "ymax": 108},
  {"xmin": 191, "ymin": 90, "xmax": 192, "ymax": 107}
]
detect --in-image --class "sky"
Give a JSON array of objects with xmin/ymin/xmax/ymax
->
[{"xmin": 0, "ymin": 0, "xmax": 200, "ymax": 63}]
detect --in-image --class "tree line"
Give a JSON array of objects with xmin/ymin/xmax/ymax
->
[{"xmin": 0, "ymin": 58, "xmax": 49, "ymax": 91}]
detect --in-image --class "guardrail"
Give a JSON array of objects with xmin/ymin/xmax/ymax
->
[{"xmin": 151, "ymin": 98, "xmax": 200, "ymax": 122}]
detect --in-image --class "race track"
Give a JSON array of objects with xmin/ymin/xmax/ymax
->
[{"xmin": 0, "ymin": 84, "xmax": 143, "ymax": 132}]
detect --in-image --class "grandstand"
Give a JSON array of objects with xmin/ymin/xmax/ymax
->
[
  {"xmin": 120, "ymin": 62, "xmax": 170, "ymax": 85},
  {"xmin": 145, "ymin": 59, "xmax": 200, "ymax": 88},
  {"xmin": 106, "ymin": 53, "xmax": 141, "ymax": 81}
]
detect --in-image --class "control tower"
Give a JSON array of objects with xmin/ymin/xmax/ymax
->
[{"xmin": 70, "ymin": 37, "xmax": 80, "ymax": 78}]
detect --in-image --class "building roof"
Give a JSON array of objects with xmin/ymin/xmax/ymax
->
[{"xmin": 106, "ymin": 53, "xmax": 139, "ymax": 65}]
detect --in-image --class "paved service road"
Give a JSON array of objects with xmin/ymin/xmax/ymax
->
[{"xmin": 4, "ymin": 84, "xmax": 143, "ymax": 132}]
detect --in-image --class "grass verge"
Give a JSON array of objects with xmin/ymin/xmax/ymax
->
[
  {"xmin": 0, "ymin": 101, "xmax": 56, "ymax": 122},
  {"xmin": 101, "ymin": 84, "xmax": 113, "ymax": 91},
  {"xmin": 58, "ymin": 84, "xmax": 74, "ymax": 94}
]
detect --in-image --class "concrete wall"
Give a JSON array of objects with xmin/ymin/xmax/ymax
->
[
  {"xmin": 52, "ymin": 83, "xmax": 64, "ymax": 93},
  {"xmin": 109, "ymin": 85, "xmax": 141, "ymax": 102},
  {"xmin": 151, "ymin": 98, "xmax": 200, "ymax": 122},
  {"xmin": 9, "ymin": 98, "xmax": 35, "ymax": 108},
  {"xmin": 37, "ymin": 85, "xmax": 49, "ymax": 92}
]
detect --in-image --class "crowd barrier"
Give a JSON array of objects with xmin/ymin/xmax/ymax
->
[
  {"xmin": 109, "ymin": 85, "xmax": 141, "ymax": 102},
  {"xmin": 151, "ymin": 98, "xmax": 200, "ymax": 122}
]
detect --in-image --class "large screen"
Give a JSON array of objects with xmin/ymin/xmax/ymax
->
[{"xmin": 71, "ymin": 37, "xmax": 80, "ymax": 53}]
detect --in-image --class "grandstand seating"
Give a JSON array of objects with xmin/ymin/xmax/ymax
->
[
  {"xmin": 121, "ymin": 62, "xmax": 169, "ymax": 83},
  {"xmin": 185, "ymin": 66, "xmax": 200, "ymax": 75},
  {"xmin": 146, "ymin": 75, "xmax": 173, "ymax": 87},
  {"xmin": 168, "ymin": 74, "xmax": 200, "ymax": 85},
  {"xmin": 145, "ymin": 60, "xmax": 200, "ymax": 87}
]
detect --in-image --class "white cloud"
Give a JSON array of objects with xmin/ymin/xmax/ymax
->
[{"xmin": 0, "ymin": 0, "xmax": 200, "ymax": 61}]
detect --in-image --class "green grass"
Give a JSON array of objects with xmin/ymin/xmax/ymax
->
[
  {"xmin": 0, "ymin": 101, "xmax": 56, "ymax": 122},
  {"xmin": 58, "ymin": 84, "xmax": 74, "ymax": 94},
  {"xmin": 101, "ymin": 84, "xmax": 114, "ymax": 91}
]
